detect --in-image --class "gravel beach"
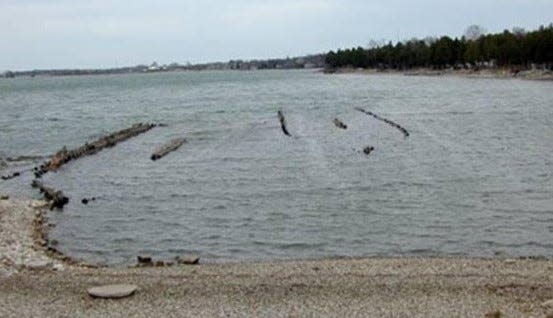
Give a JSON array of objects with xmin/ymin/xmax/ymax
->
[{"xmin": 1, "ymin": 199, "xmax": 552, "ymax": 317}]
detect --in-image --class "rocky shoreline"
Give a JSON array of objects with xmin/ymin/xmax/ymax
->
[
  {"xmin": 1, "ymin": 198, "xmax": 553, "ymax": 317},
  {"xmin": 326, "ymin": 67, "xmax": 553, "ymax": 81},
  {"xmin": 0, "ymin": 199, "xmax": 66, "ymax": 277}
]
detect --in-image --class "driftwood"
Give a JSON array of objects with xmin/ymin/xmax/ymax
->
[
  {"xmin": 277, "ymin": 110, "xmax": 292, "ymax": 137},
  {"xmin": 34, "ymin": 123, "xmax": 156, "ymax": 178},
  {"xmin": 151, "ymin": 138, "xmax": 186, "ymax": 161},
  {"xmin": 31, "ymin": 180, "xmax": 69, "ymax": 209},
  {"xmin": 354, "ymin": 107, "xmax": 409, "ymax": 138},
  {"xmin": 333, "ymin": 118, "xmax": 348, "ymax": 130}
]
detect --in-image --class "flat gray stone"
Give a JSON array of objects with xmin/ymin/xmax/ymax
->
[
  {"xmin": 177, "ymin": 255, "xmax": 200, "ymax": 265},
  {"xmin": 26, "ymin": 260, "xmax": 52, "ymax": 270},
  {"xmin": 87, "ymin": 284, "xmax": 138, "ymax": 299}
]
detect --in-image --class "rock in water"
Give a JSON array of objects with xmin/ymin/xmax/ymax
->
[
  {"xmin": 177, "ymin": 255, "xmax": 200, "ymax": 265},
  {"xmin": 137, "ymin": 255, "xmax": 153, "ymax": 266},
  {"xmin": 363, "ymin": 146, "xmax": 375, "ymax": 155},
  {"xmin": 87, "ymin": 284, "xmax": 138, "ymax": 299}
]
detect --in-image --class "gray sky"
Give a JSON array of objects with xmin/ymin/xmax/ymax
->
[{"xmin": 1, "ymin": 0, "xmax": 552, "ymax": 70}]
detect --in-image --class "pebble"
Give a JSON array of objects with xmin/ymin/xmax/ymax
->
[
  {"xmin": 26, "ymin": 259, "xmax": 52, "ymax": 270},
  {"xmin": 30, "ymin": 201, "xmax": 48, "ymax": 208},
  {"xmin": 543, "ymin": 299, "xmax": 553, "ymax": 308},
  {"xmin": 87, "ymin": 284, "xmax": 138, "ymax": 299},
  {"xmin": 0, "ymin": 195, "xmax": 9, "ymax": 200}
]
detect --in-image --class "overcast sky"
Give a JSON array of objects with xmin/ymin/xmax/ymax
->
[{"xmin": 1, "ymin": 0, "xmax": 552, "ymax": 70}]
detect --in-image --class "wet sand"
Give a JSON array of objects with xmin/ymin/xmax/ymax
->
[{"xmin": 1, "ymin": 199, "xmax": 552, "ymax": 317}]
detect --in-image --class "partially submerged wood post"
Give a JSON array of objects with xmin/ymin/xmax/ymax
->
[
  {"xmin": 151, "ymin": 138, "xmax": 187, "ymax": 161},
  {"xmin": 354, "ymin": 107, "xmax": 409, "ymax": 138},
  {"xmin": 31, "ymin": 180, "xmax": 69, "ymax": 209},
  {"xmin": 333, "ymin": 118, "xmax": 348, "ymax": 130},
  {"xmin": 363, "ymin": 146, "xmax": 375, "ymax": 155},
  {"xmin": 277, "ymin": 110, "xmax": 292, "ymax": 137}
]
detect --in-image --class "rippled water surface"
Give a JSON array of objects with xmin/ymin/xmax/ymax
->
[{"xmin": 1, "ymin": 70, "xmax": 552, "ymax": 265}]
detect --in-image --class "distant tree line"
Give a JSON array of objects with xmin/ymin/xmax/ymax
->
[{"xmin": 325, "ymin": 24, "xmax": 553, "ymax": 70}]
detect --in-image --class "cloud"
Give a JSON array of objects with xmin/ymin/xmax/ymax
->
[{"xmin": 0, "ymin": 0, "xmax": 552, "ymax": 69}]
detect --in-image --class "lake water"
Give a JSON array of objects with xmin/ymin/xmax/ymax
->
[{"xmin": 1, "ymin": 70, "xmax": 552, "ymax": 265}]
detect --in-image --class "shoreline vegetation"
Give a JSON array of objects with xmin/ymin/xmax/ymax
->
[
  {"xmin": 324, "ymin": 24, "xmax": 553, "ymax": 81},
  {"xmin": 1, "ymin": 199, "xmax": 553, "ymax": 317},
  {"xmin": 3, "ymin": 24, "xmax": 552, "ymax": 82}
]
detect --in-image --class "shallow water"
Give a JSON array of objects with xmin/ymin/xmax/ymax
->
[{"xmin": 1, "ymin": 70, "xmax": 552, "ymax": 265}]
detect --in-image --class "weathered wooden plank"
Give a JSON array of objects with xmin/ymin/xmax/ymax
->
[
  {"xmin": 277, "ymin": 110, "xmax": 292, "ymax": 137},
  {"xmin": 151, "ymin": 138, "xmax": 187, "ymax": 161},
  {"xmin": 355, "ymin": 107, "xmax": 409, "ymax": 137}
]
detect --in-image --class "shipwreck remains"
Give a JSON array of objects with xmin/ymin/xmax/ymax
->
[
  {"xmin": 354, "ymin": 107, "xmax": 409, "ymax": 138},
  {"xmin": 34, "ymin": 123, "xmax": 156, "ymax": 178},
  {"xmin": 151, "ymin": 138, "xmax": 187, "ymax": 161},
  {"xmin": 31, "ymin": 180, "xmax": 69, "ymax": 209},
  {"xmin": 277, "ymin": 110, "xmax": 292, "ymax": 137},
  {"xmin": 333, "ymin": 118, "xmax": 348, "ymax": 130},
  {"xmin": 1, "ymin": 171, "xmax": 20, "ymax": 180}
]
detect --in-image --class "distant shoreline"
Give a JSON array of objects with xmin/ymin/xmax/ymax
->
[
  {"xmin": 324, "ymin": 67, "xmax": 553, "ymax": 81},
  {"xmin": 3, "ymin": 66, "xmax": 552, "ymax": 82}
]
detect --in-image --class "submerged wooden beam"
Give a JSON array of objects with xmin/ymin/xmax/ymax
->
[
  {"xmin": 1, "ymin": 171, "xmax": 20, "ymax": 180},
  {"xmin": 151, "ymin": 138, "xmax": 187, "ymax": 161},
  {"xmin": 31, "ymin": 180, "xmax": 69, "ymax": 209},
  {"xmin": 34, "ymin": 123, "xmax": 157, "ymax": 178},
  {"xmin": 354, "ymin": 107, "xmax": 409, "ymax": 138},
  {"xmin": 277, "ymin": 110, "xmax": 292, "ymax": 137},
  {"xmin": 333, "ymin": 118, "xmax": 348, "ymax": 130}
]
